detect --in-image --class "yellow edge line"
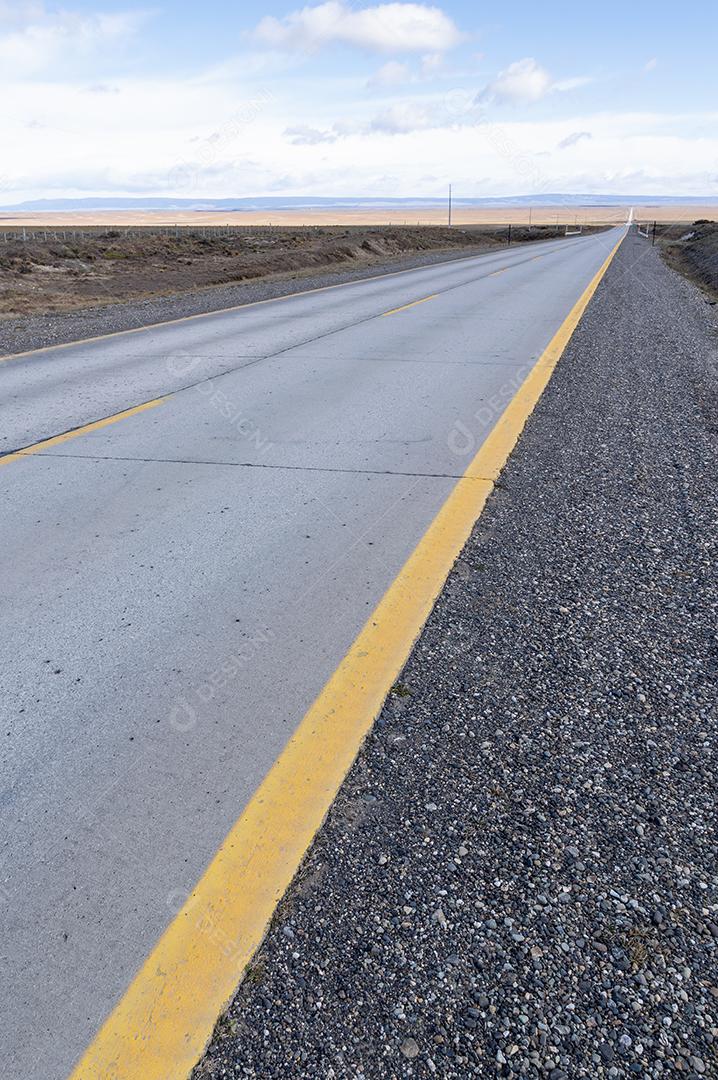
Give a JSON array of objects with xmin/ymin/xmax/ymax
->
[
  {"xmin": 0, "ymin": 398, "xmax": 165, "ymax": 468},
  {"xmin": 489, "ymin": 267, "xmax": 509, "ymax": 277},
  {"xmin": 0, "ymin": 241, "xmax": 550, "ymax": 366},
  {"xmin": 382, "ymin": 293, "xmax": 436, "ymax": 316},
  {"xmin": 68, "ymin": 231, "xmax": 624, "ymax": 1080}
]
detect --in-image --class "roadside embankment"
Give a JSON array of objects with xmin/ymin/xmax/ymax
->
[{"xmin": 652, "ymin": 219, "xmax": 718, "ymax": 299}]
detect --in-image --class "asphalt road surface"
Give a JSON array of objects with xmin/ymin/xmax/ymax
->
[
  {"xmin": 196, "ymin": 230, "xmax": 718, "ymax": 1080},
  {"xmin": 1, "ymin": 227, "xmax": 621, "ymax": 1078}
]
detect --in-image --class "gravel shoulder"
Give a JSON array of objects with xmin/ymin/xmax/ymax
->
[
  {"xmin": 194, "ymin": 230, "xmax": 718, "ymax": 1079},
  {"xmin": 0, "ymin": 230, "xmax": 567, "ymax": 357}
]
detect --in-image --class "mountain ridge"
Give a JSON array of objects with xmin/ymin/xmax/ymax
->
[{"xmin": 3, "ymin": 194, "xmax": 717, "ymax": 213}]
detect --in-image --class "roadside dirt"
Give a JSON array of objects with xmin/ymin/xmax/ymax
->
[{"xmin": 0, "ymin": 225, "xmax": 582, "ymax": 318}]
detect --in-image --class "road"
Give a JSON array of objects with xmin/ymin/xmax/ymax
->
[
  {"xmin": 0, "ymin": 227, "xmax": 621, "ymax": 1078},
  {"xmin": 195, "ymin": 228, "xmax": 718, "ymax": 1080}
]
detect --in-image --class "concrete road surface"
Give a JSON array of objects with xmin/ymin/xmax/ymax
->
[{"xmin": 0, "ymin": 228, "xmax": 621, "ymax": 1078}]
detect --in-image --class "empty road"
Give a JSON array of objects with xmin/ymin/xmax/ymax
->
[{"xmin": 1, "ymin": 228, "xmax": 622, "ymax": 1078}]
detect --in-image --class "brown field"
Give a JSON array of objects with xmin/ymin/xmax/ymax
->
[{"xmin": 0, "ymin": 204, "xmax": 715, "ymax": 230}]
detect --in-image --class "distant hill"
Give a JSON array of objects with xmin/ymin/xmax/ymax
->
[{"xmin": 2, "ymin": 194, "xmax": 717, "ymax": 212}]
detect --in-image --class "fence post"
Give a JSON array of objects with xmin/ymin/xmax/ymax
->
[
  {"xmin": 652, "ymin": 221, "xmax": 656, "ymax": 246},
  {"xmin": 507, "ymin": 224, "xmax": 511, "ymax": 246}
]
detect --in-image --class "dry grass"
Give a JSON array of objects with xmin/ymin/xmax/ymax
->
[{"xmin": 1, "ymin": 205, "xmax": 716, "ymax": 230}]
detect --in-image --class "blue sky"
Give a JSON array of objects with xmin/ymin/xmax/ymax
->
[{"xmin": 2, "ymin": 1, "xmax": 716, "ymax": 202}]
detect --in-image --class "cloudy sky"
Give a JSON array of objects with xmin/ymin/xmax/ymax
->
[{"xmin": 2, "ymin": 0, "xmax": 716, "ymax": 203}]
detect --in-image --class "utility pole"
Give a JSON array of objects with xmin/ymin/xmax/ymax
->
[{"xmin": 448, "ymin": 183, "xmax": 452, "ymax": 227}]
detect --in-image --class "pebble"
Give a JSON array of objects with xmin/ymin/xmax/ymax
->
[{"xmin": 400, "ymin": 1038, "xmax": 420, "ymax": 1060}]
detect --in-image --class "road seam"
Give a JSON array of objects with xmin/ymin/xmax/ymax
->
[
  {"xmin": 68, "ymin": 229, "xmax": 625, "ymax": 1080},
  {"xmin": 0, "ymin": 399, "xmax": 165, "ymax": 468},
  {"xmin": 31, "ymin": 451, "xmax": 492, "ymax": 480}
]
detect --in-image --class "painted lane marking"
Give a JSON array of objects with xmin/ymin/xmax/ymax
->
[
  {"xmin": 382, "ymin": 294, "xmax": 436, "ymax": 316},
  {"xmin": 0, "ymin": 398, "xmax": 165, "ymax": 468},
  {"xmin": 68, "ymin": 232, "xmax": 625, "ymax": 1080}
]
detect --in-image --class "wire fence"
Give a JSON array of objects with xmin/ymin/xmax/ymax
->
[
  {"xmin": 0, "ymin": 221, "xmax": 618, "ymax": 244},
  {"xmin": 0, "ymin": 225, "xmax": 302, "ymax": 243}
]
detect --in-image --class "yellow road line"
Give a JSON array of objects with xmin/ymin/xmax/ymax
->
[
  {"xmin": 0, "ymin": 398, "xmax": 165, "ymax": 469},
  {"xmin": 68, "ymin": 232, "xmax": 624, "ymax": 1080},
  {"xmin": 489, "ymin": 267, "xmax": 509, "ymax": 277},
  {"xmin": 382, "ymin": 293, "xmax": 436, "ymax": 316}
]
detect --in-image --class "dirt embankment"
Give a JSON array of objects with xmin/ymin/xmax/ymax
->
[
  {"xmin": 0, "ymin": 224, "xmax": 590, "ymax": 318},
  {"xmin": 655, "ymin": 220, "xmax": 718, "ymax": 299}
]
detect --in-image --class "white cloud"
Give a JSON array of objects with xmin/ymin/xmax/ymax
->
[
  {"xmin": 479, "ymin": 58, "xmax": 553, "ymax": 105},
  {"xmin": 252, "ymin": 1, "xmax": 460, "ymax": 54},
  {"xmin": 284, "ymin": 101, "xmax": 447, "ymax": 141},
  {"xmin": 368, "ymin": 60, "xmax": 411, "ymax": 87},
  {"xmin": 420, "ymin": 52, "xmax": 443, "ymax": 77},
  {"xmin": 285, "ymin": 124, "xmax": 337, "ymax": 144},
  {"xmin": 0, "ymin": 1, "xmax": 43, "ymax": 23},
  {"xmin": 558, "ymin": 130, "xmax": 592, "ymax": 149},
  {"xmin": 553, "ymin": 76, "xmax": 592, "ymax": 92},
  {"xmin": 3, "ymin": 100, "xmax": 718, "ymax": 204},
  {"xmin": 644, "ymin": 57, "xmax": 658, "ymax": 72},
  {"xmin": 0, "ymin": 3, "xmax": 145, "ymax": 76},
  {"xmin": 366, "ymin": 51, "xmax": 445, "ymax": 87},
  {"xmin": 478, "ymin": 58, "xmax": 590, "ymax": 107},
  {"xmin": 368, "ymin": 101, "xmax": 436, "ymax": 133}
]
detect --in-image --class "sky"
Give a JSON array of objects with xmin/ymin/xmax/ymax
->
[{"xmin": 1, "ymin": 0, "xmax": 717, "ymax": 203}]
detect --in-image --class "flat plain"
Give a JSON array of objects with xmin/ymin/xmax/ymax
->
[{"xmin": 1, "ymin": 204, "xmax": 716, "ymax": 229}]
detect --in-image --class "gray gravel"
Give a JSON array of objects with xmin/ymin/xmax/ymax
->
[
  {"xmin": 195, "ymin": 231, "xmax": 718, "ymax": 1079},
  {"xmin": 0, "ymin": 243, "xmax": 501, "ymax": 358}
]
